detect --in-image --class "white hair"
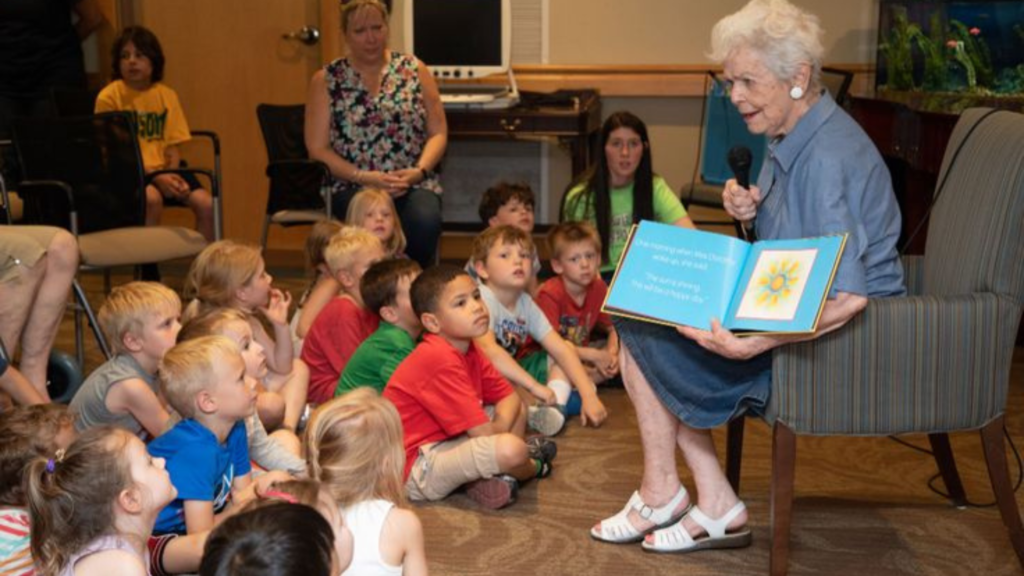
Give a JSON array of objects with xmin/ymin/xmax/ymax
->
[{"xmin": 709, "ymin": 0, "xmax": 825, "ymax": 89}]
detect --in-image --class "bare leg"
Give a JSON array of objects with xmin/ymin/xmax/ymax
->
[
  {"xmin": 145, "ymin": 184, "xmax": 164, "ymax": 227},
  {"xmin": 665, "ymin": 423, "xmax": 748, "ymax": 539},
  {"xmin": 0, "ymin": 254, "xmax": 45, "ymax": 359},
  {"xmin": 16, "ymin": 229, "xmax": 77, "ymax": 391},
  {"xmin": 186, "ymin": 188, "xmax": 215, "ymax": 241},
  {"xmin": 593, "ymin": 345, "xmax": 690, "ymax": 535},
  {"xmin": 0, "ymin": 365, "xmax": 46, "ymax": 405}
]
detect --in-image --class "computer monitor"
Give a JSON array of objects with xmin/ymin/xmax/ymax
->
[{"xmin": 404, "ymin": 0, "xmax": 511, "ymax": 80}]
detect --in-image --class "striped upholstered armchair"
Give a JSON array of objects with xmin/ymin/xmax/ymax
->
[{"xmin": 726, "ymin": 107, "xmax": 1024, "ymax": 576}]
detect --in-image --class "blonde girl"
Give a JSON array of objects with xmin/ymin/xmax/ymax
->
[
  {"xmin": 306, "ymin": 388, "xmax": 427, "ymax": 576},
  {"xmin": 25, "ymin": 426, "xmax": 177, "ymax": 576},
  {"xmin": 293, "ymin": 220, "xmax": 346, "ymax": 347},
  {"xmin": 183, "ymin": 240, "xmax": 309, "ymax": 431},
  {"xmin": 177, "ymin": 308, "xmax": 307, "ymax": 475},
  {"xmin": 346, "ymin": 188, "xmax": 406, "ymax": 257}
]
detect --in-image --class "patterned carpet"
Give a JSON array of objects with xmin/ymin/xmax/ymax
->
[{"xmin": 59, "ymin": 267, "xmax": 1024, "ymax": 576}]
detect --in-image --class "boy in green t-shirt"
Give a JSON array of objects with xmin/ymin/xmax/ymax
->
[{"xmin": 335, "ymin": 259, "xmax": 423, "ymax": 396}]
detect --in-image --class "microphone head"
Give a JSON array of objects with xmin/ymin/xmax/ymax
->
[{"xmin": 727, "ymin": 146, "xmax": 752, "ymax": 173}]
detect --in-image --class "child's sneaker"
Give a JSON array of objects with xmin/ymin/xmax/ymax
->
[
  {"xmin": 466, "ymin": 474, "xmax": 519, "ymax": 509},
  {"xmin": 528, "ymin": 405, "xmax": 565, "ymax": 436},
  {"xmin": 526, "ymin": 436, "xmax": 558, "ymax": 463}
]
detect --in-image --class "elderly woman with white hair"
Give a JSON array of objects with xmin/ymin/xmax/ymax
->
[{"xmin": 590, "ymin": 0, "xmax": 905, "ymax": 554}]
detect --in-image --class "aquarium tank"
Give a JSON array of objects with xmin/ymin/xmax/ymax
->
[{"xmin": 876, "ymin": 0, "xmax": 1024, "ymax": 112}]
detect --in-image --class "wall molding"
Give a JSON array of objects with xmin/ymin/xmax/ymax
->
[{"xmin": 464, "ymin": 63, "xmax": 876, "ymax": 98}]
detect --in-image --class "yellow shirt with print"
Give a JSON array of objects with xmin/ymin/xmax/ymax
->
[{"xmin": 95, "ymin": 80, "xmax": 191, "ymax": 171}]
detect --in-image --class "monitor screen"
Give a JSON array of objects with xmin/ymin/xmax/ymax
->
[{"xmin": 406, "ymin": 0, "xmax": 510, "ymax": 78}]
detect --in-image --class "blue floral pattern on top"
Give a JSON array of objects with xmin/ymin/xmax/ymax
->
[{"xmin": 324, "ymin": 51, "xmax": 441, "ymax": 196}]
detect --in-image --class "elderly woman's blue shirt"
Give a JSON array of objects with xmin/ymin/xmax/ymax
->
[{"xmin": 754, "ymin": 91, "xmax": 905, "ymax": 298}]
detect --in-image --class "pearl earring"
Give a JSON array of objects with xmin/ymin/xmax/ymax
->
[{"xmin": 789, "ymin": 85, "xmax": 804, "ymax": 100}]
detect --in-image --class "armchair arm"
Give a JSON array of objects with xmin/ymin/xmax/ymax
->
[
  {"xmin": 769, "ymin": 292, "xmax": 1021, "ymax": 435},
  {"xmin": 901, "ymin": 254, "xmax": 925, "ymax": 297}
]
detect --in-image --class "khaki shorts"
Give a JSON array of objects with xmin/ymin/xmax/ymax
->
[
  {"xmin": 0, "ymin": 226, "xmax": 56, "ymax": 283},
  {"xmin": 405, "ymin": 434, "xmax": 502, "ymax": 501}
]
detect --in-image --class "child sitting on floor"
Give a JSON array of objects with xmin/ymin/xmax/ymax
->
[
  {"xmin": 467, "ymin": 182, "xmax": 542, "ymax": 294},
  {"xmin": 383, "ymin": 265, "xmax": 555, "ymax": 510},
  {"xmin": 184, "ymin": 240, "xmax": 309, "ymax": 432},
  {"xmin": 1, "ymin": 405, "xmax": 210, "ymax": 576},
  {"xmin": 178, "ymin": 309, "xmax": 306, "ymax": 476},
  {"xmin": 300, "ymin": 228, "xmax": 385, "ymax": 404},
  {"xmin": 336, "ymin": 258, "xmax": 422, "ymax": 396},
  {"xmin": 472, "ymin": 226, "xmax": 608, "ymax": 434},
  {"xmin": 347, "ymin": 188, "xmax": 407, "ymax": 258},
  {"xmin": 535, "ymin": 222, "xmax": 619, "ymax": 385},
  {"xmin": 148, "ymin": 336, "xmax": 257, "ymax": 535},
  {"xmin": 199, "ymin": 501, "xmax": 338, "ymax": 576},
  {"xmin": 306, "ymin": 388, "xmax": 427, "ymax": 575},
  {"xmin": 0, "ymin": 404, "xmax": 76, "ymax": 574},
  {"xmin": 292, "ymin": 220, "xmax": 345, "ymax": 349},
  {"xmin": 70, "ymin": 281, "xmax": 180, "ymax": 439},
  {"xmin": 25, "ymin": 426, "xmax": 178, "ymax": 576}
]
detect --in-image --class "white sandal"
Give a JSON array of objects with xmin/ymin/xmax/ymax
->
[
  {"xmin": 590, "ymin": 486, "xmax": 689, "ymax": 544},
  {"xmin": 641, "ymin": 501, "xmax": 752, "ymax": 553}
]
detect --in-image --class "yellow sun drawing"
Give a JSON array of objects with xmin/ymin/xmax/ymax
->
[{"xmin": 755, "ymin": 259, "xmax": 800, "ymax": 308}]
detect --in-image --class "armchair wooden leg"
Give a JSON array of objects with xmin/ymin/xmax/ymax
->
[
  {"xmin": 726, "ymin": 416, "xmax": 746, "ymax": 495},
  {"xmin": 980, "ymin": 415, "xmax": 1024, "ymax": 567},
  {"xmin": 928, "ymin": 433, "xmax": 968, "ymax": 507},
  {"xmin": 771, "ymin": 422, "xmax": 797, "ymax": 576}
]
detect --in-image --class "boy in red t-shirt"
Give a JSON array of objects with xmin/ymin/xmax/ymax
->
[
  {"xmin": 301, "ymin": 227, "xmax": 384, "ymax": 403},
  {"xmin": 536, "ymin": 222, "xmax": 620, "ymax": 385},
  {"xmin": 383, "ymin": 265, "xmax": 555, "ymax": 509}
]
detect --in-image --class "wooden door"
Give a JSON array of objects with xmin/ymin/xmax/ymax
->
[{"xmin": 133, "ymin": 0, "xmax": 324, "ymax": 248}]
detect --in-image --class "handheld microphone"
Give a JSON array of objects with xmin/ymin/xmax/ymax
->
[{"xmin": 727, "ymin": 146, "xmax": 753, "ymax": 189}]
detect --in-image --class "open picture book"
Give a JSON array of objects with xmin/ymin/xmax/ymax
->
[{"xmin": 602, "ymin": 221, "xmax": 847, "ymax": 335}]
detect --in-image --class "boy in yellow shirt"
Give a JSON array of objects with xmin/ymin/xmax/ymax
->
[{"xmin": 96, "ymin": 26, "xmax": 214, "ymax": 241}]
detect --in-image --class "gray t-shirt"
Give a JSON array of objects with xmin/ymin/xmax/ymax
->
[
  {"xmin": 479, "ymin": 283, "xmax": 552, "ymax": 357},
  {"xmin": 70, "ymin": 353, "xmax": 155, "ymax": 437}
]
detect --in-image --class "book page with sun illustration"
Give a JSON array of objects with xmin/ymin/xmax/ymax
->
[{"xmin": 733, "ymin": 249, "xmax": 819, "ymax": 322}]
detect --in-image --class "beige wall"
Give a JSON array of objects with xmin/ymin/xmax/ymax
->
[{"xmin": 547, "ymin": 0, "xmax": 879, "ymax": 65}]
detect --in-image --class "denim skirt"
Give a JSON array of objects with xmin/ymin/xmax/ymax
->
[{"xmin": 614, "ymin": 317, "xmax": 772, "ymax": 429}]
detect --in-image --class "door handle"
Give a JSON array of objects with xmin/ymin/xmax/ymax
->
[{"xmin": 283, "ymin": 25, "xmax": 320, "ymax": 46}]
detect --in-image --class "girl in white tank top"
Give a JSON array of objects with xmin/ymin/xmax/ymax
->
[{"xmin": 306, "ymin": 387, "xmax": 428, "ymax": 575}]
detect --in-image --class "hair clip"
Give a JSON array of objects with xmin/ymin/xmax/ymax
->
[
  {"xmin": 261, "ymin": 489, "xmax": 298, "ymax": 504},
  {"xmin": 45, "ymin": 448, "xmax": 67, "ymax": 474}
]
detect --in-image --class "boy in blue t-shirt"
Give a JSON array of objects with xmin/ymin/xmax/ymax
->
[{"xmin": 149, "ymin": 335, "xmax": 258, "ymax": 534}]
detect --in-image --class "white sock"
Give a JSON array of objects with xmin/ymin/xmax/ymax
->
[{"xmin": 547, "ymin": 379, "xmax": 572, "ymax": 406}]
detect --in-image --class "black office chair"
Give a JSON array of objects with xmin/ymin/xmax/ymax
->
[
  {"xmin": 13, "ymin": 112, "xmax": 207, "ymax": 365},
  {"xmin": 51, "ymin": 87, "xmax": 225, "ymax": 240},
  {"xmin": 256, "ymin": 104, "xmax": 333, "ymax": 249}
]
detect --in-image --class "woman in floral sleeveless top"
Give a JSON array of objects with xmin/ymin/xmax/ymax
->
[{"xmin": 306, "ymin": 0, "xmax": 447, "ymax": 267}]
